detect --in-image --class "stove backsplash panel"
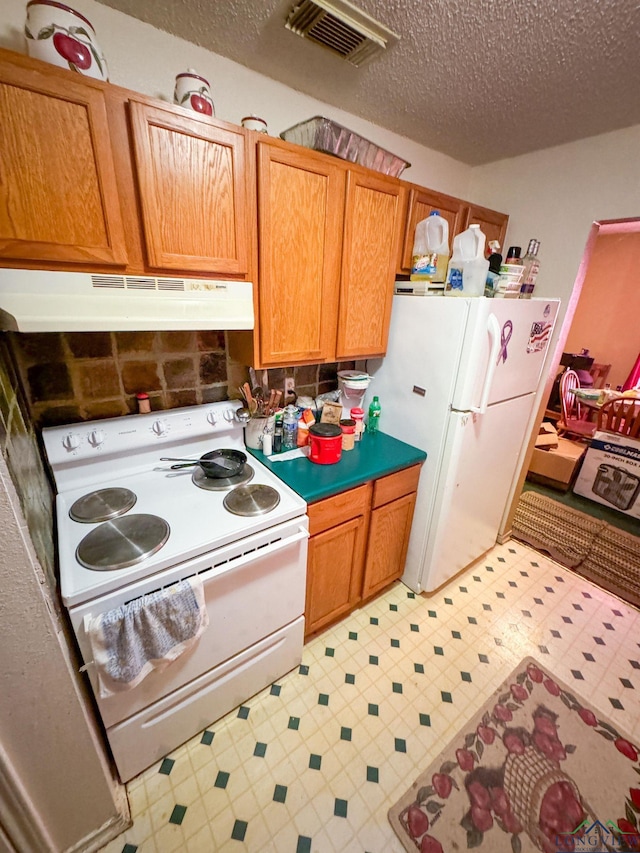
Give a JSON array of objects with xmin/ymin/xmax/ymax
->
[{"xmin": 8, "ymin": 330, "xmax": 229, "ymax": 428}]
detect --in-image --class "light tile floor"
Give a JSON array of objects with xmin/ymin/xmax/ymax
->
[{"xmin": 101, "ymin": 541, "xmax": 640, "ymax": 853}]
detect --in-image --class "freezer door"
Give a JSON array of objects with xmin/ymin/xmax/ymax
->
[
  {"xmin": 453, "ymin": 298, "xmax": 560, "ymax": 409},
  {"xmin": 367, "ymin": 294, "xmax": 470, "ymax": 450},
  {"xmin": 414, "ymin": 393, "xmax": 535, "ymax": 593}
]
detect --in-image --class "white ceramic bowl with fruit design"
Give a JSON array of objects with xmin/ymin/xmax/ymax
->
[
  {"xmin": 25, "ymin": 1, "xmax": 108, "ymax": 81},
  {"xmin": 174, "ymin": 69, "xmax": 215, "ymax": 117}
]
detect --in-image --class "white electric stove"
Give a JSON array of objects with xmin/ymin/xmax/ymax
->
[{"xmin": 43, "ymin": 402, "xmax": 309, "ymax": 782}]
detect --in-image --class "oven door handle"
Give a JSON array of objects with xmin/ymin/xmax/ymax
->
[
  {"xmin": 185, "ymin": 524, "xmax": 309, "ymax": 588},
  {"xmin": 85, "ymin": 524, "xmax": 310, "ymax": 621}
]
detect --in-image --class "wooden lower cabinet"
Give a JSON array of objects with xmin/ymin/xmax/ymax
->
[
  {"xmin": 362, "ymin": 491, "xmax": 417, "ymax": 601},
  {"xmin": 304, "ymin": 465, "xmax": 421, "ymax": 640},
  {"xmin": 305, "ymin": 484, "xmax": 370, "ymax": 638},
  {"xmin": 305, "ymin": 516, "xmax": 369, "ymax": 637}
]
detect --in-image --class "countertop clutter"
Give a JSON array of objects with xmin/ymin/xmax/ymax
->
[{"xmin": 247, "ymin": 430, "xmax": 426, "ymax": 503}]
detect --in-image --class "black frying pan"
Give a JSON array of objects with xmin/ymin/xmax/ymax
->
[{"xmin": 160, "ymin": 449, "xmax": 247, "ymax": 478}]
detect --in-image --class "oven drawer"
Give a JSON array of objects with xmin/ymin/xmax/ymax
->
[
  {"xmin": 108, "ymin": 617, "xmax": 304, "ymax": 782},
  {"xmin": 71, "ymin": 517, "xmax": 308, "ymax": 727}
]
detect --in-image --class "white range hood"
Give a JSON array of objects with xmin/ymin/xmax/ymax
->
[{"xmin": 0, "ymin": 270, "xmax": 254, "ymax": 332}]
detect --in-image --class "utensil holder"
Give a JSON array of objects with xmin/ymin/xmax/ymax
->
[{"xmin": 244, "ymin": 416, "xmax": 275, "ymax": 450}]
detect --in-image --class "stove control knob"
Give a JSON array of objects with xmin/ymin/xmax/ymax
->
[
  {"xmin": 88, "ymin": 429, "xmax": 105, "ymax": 448},
  {"xmin": 151, "ymin": 419, "xmax": 168, "ymax": 436},
  {"xmin": 206, "ymin": 410, "xmax": 218, "ymax": 426},
  {"xmin": 223, "ymin": 408, "xmax": 235, "ymax": 422},
  {"xmin": 62, "ymin": 432, "xmax": 81, "ymax": 452}
]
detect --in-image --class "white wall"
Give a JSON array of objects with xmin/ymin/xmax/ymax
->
[
  {"xmin": 468, "ymin": 125, "xmax": 640, "ymax": 332},
  {"xmin": 0, "ymin": 459, "xmax": 128, "ymax": 853},
  {"xmin": 0, "ymin": 0, "xmax": 472, "ymax": 198}
]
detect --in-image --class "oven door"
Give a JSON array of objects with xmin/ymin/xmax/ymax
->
[{"xmin": 70, "ymin": 515, "xmax": 309, "ymax": 728}]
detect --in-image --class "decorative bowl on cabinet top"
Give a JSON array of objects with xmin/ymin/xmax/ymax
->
[
  {"xmin": 174, "ymin": 69, "xmax": 215, "ymax": 117},
  {"xmin": 24, "ymin": 1, "xmax": 109, "ymax": 81}
]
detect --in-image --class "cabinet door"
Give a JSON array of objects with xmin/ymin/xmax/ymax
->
[
  {"xmin": 129, "ymin": 101, "xmax": 250, "ymax": 273},
  {"xmin": 398, "ymin": 186, "xmax": 465, "ymax": 272},
  {"xmin": 362, "ymin": 492, "xmax": 416, "ymax": 601},
  {"xmin": 305, "ymin": 515, "xmax": 368, "ymax": 638},
  {"xmin": 0, "ymin": 60, "xmax": 126, "ymax": 265},
  {"xmin": 337, "ymin": 171, "xmax": 406, "ymax": 360},
  {"xmin": 257, "ymin": 142, "xmax": 344, "ymax": 366},
  {"xmin": 462, "ymin": 203, "xmax": 509, "ymax": 251}
]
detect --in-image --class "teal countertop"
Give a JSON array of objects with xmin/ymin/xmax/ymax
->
[{"xmin": 248, "ymin": 431, "xmax": 426, "ymax": 504}]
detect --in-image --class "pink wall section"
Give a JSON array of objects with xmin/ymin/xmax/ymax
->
[{"xmin": 564, "ymin": 231, "xmax": 640, "ymax": 390}]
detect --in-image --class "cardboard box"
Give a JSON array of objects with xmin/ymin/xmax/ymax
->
[
  {"xmin": 573, "ymin": 431, "xmax": 640, "ymax": 518},
  {"xmin": 527, "ymin": 437, "xmax": 587, "ymax": 491},
  {"xmin": 535, "ymin": 422, "xmax": 559, "ymax": 450}
]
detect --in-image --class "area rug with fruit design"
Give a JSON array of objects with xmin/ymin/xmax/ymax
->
[{"xmin": 388, "ymin": 657, "xmax": 640, "ymax": 853}]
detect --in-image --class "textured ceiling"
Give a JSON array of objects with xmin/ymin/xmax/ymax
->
[{"xmin": 94, "ymin": 0, "xmax": 640, "ymax": 165}]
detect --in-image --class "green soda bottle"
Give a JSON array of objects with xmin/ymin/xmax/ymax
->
[{"xmin": 367, "ymin": 396, "xmax": 381, "ymax": 433}]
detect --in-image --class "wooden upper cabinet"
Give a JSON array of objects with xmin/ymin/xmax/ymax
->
[
  {"xmin": 337, "ymin": 171, "xmax": 406, "ymax": 360},
  {"xmin": 129, "ymin": 101, "xmax": 250, "ymax": 274},
  {"xmin": 0, "ymin": 58, "xmax": 127, "ymax": 266},
  {"xmin": 256, "ymin": 141, "xmax": 345, "ymax": 366},
  {"xmin": 462, "ymin": 203, "xmax": 509, "ymax": 252},
  {"xmin": 398, "ymin": 186, "xmax": 465, "ymax": 273}
]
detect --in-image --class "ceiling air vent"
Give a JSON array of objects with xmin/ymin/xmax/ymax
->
[{"xmin": 285, "ymin": 0, "xmax": 398, "ymax": 67}]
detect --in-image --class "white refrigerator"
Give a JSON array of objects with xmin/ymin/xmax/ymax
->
[{"xmin": 366, "ymin": 295, "xmax": 560, "ymax": 593}]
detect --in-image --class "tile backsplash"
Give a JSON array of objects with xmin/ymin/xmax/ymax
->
[
  {"xmin": 9, "ymin": 330, "xmax": 229, "ymax": 427},
  {"xmin": 7, "ymin": 330, "xmax": 356, "ymax": 428}
]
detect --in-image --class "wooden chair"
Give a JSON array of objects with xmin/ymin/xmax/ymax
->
[
  {"xmin": 596, "ymin": 397, "xmax": 640, "ymax": 438},
  {"xmin": 588, "ymin": 362, "xmax": 612, "ymax": 389},
  {"xmin": 557, "ymin": 369, "xmax": 597, "ymax": 441}
]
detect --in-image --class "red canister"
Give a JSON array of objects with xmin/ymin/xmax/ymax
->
[{"xmin": 308, "ymin": 423, "xmax": 342, "ymax": 465}]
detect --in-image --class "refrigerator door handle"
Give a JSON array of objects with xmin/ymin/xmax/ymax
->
[{"xmin": 471, "ymin": 313, "xmax": 501, "ymax": 415}]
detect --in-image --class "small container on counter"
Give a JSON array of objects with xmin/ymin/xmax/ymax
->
[
  {"xmin": 136, "ymin": 392, "xmax": 151, "ymax": 414},
  {"xmin": 273, "ymin": 415, "xmax": 283, "ymax": 453},
  {"xmin": 350, "ymin": 407, "xmax": 365, "ymax": 441},
  {"xmin": 308, "ymin": 423, "xmax": 342, "ymax": 465},
  {"xmin": 340, "ymin": 419, "xmax": 356, "ymax": 451},
  {"xmin": 262, "ymin": 433, "xmax": 273, "ymax": 456},
  {"xmin": 297, "ymin": 420, "xmax": 310, "ymax": 447}
]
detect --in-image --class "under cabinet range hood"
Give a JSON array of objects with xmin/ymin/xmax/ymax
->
[{"xmin": 0, "ymin": 270, "xmax": 254, "ymax": 332}]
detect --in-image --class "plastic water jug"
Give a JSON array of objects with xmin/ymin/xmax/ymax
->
[
  {"xmin": 444, "ymin": 224, "xmax": 489, "ymax": 297},
  {"xmin": 410, "ymin": 211, "xmax": 450, "ymax": 282}
]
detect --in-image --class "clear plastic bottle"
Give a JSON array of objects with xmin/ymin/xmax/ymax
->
[
  {"xmin": 282, "ymin": 405, "xmax": 298, "ymax": 450},
  {"xmin": 444, "ymin": 224, "xmax": 489, "ymax": 297},
  {"xmin": 367, "ymin": 396, "xmax": 381, "ymax": 433},
  {"xmin": 410, "ymin": 211, "xmax": 450, "ymax": 283},
  {"xmin": 519, "ymin": 239, "xmax": 540, "ymax": 299}
]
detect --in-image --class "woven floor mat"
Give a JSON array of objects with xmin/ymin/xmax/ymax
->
[{"xmin": 512, "ymin": 490, "xmax": 640, "ymax": 607}]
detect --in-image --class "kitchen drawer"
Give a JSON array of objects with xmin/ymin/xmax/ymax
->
[
  {"xmin": 308, "ymin": 483, "xmax": 372, "ymax": 536},
  {"xmin": 372, "ymin": 464, "xmax": 421, "ymax": 509}
]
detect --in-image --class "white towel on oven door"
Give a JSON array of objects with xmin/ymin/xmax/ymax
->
[{"xmin": 85, "ymin": 577, "xmax": 209, "ymax": 698}]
